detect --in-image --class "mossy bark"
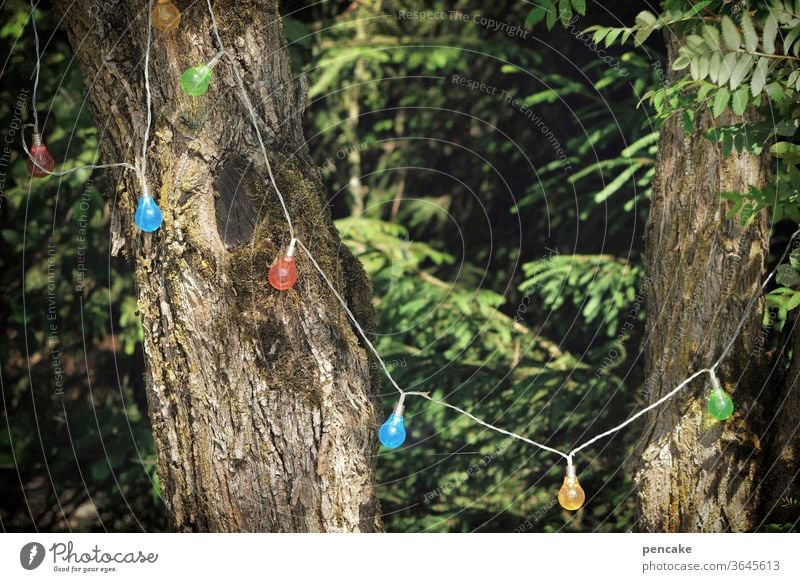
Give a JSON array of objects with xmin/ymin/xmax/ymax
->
[
  {"xmin": 54, "ymin": 0, "xmax": 382, "ymax": 531},
  {"xmin": 634, "ymin": 38, "xmax": 788, "ymax": 532}
]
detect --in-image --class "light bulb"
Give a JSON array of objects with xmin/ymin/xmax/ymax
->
[
  {"xmin": 180, "ymin": 64, "xmax": 213, "ymax": 96},
  {"xmin": 268, "ymin": 242, "xmax": 298, "ymax": 290},
  {"xmin": 557, "ymin": 464, "xmax": 585, "ymax": 511},
  {"xmin": 27, "ymin": 134, "xmax": 55, "ymax": 177},
  {"xmin": 134, "ymin": 193, "xmax": 163, "ymax": 232},
  {"xmin": 378, "ymin": 397, "xmax": 406, "ymax": 449},
  {"xmin": 707, "ymin": 387, "xmax": 734, "ymax": 420},
  {"xmin": 152, "ymin": 0, "xmax": 181, "ymax": 32}
]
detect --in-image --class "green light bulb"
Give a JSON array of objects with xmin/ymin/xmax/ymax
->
[
  {"xmin": 180, "ymin": 65, "xmax": 213, "ymax": 96},
  {"xmin": 707, "ymin": 387, "xmax": 734, "ymax": 421}
]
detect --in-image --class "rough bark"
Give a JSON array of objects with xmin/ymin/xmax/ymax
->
[
  {"xmin": 634, "ymin": 39, "xmax": 773, "ymax": 531},
  {"xmin": 761, "ymin": 311, "xmax": 800, "ymax": 526},
  {"xmin": 54, "ymin": 0, "xmax": 382, "ymax": 531}
]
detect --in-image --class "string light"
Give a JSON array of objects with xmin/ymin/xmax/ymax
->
[
  {"xmin": 180, "ymin": 51, "xmax": 224, "ymax": 96},
  {"xmin": 707, "ymin": 370, "xmax": 734, "ymax": 421},
  {"xmin": 26, "ymin": 131, "xmax": 55, "ymax": 177},
  {"xmin": 558, "ymin": 458, "xmax": 585, "ymax": 511},
  {"xmin": 378, "ymin": 394, "xmax": 407, "ymax": 449},
  {"xmin": 152, "ymin": 0, "xmax": 181, "ymax": 32},
  {"xmin": 134, "ymin": 185, "xmax": 163, "ymax": 232},
  {"xmin": 25, "ymin": 3, "xmax": 54, "ymax": 178},
  {"xmin": 200, "ymin": 0, "xmax": 789, "ymax": 501},
  {"xmin": 23, "ymin": 1, "xmax": 160, "ymax": 234},
  {"xmin": 297, "ymin": 222, "xmax": 799, "ymax": 509},
  {"xmin": 20, "ymin": 0, "xmax": 795, "ymax": 516},
  {"xmin": 268, "ymin": 239, "xmax": 298, "ymax": 291}
]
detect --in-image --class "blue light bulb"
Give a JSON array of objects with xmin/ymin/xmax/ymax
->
[
  {"xmin": 134, "ymin": 194, "xmax": 163, "ymax": 232},
  {"xmin": 378, "ymin": 412, "xmax": 406, "ymax": 449}
]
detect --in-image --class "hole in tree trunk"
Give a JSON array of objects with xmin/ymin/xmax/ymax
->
[{"xmin": 214, "ymin": 154, "xmax": 258, "ymax": 248}]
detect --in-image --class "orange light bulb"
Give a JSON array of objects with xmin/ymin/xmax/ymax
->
[
  {"xmin": 268, "ymin": 251, "xmax": 298, "ymax": 291},
  {"xmin": 557, "ymin": 465, "xmax": 585, "ymax": 511},
  {"xmin": 152, "ymin": 0, "xmax": 181, "ymax": 32}
]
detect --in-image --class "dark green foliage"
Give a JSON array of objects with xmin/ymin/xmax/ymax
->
[{"xmin": 0, "ymin": 0, "xmax": 164, "ymax": 531}]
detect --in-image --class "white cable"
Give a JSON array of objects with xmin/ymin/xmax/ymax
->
[
  {"xmin": 204, "ymin": 0, "xmax": 295, "ymax": 240},
  {"xmin": 22, "ymin": 123, "xmax": 144, "ymax": 180},
  {"xmin": 29, "ymin": 0, "xmax": 41, "ymax": 132},
  {"xmin": 140, "ymin": 0, "xmax": 154, "ymax": 191},
  {"xmin": 417, "ymin": 393, "xmax": 571, "ymax": 460},
  {"xmin": 302, "ymin": 223, "xmax": 798, "ymax": 466},
  {"xmin": 296, "ymin": 239, "xmax": 403, "ymax": 395},
  {"xmin": 297, "ymin": 239, "xmax": 569, "ymax": 459},
  {"xmin": 569, "ymin": 368, "xmax": 710, "ymax": 457},
  {"xmin": 22, "ymin": 0, "xmax": 156, "ymax": 193}
]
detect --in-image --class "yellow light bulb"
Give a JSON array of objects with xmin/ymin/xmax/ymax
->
[
  {"xmin": 557, "ymin": 466, "xmax": 585, "ymax": 511},
  {"xmin": 152, "ymin": 0, "xmax": 181, "ymax": 32}
]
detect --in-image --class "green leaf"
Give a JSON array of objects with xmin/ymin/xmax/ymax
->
[
  {"xmin": 620, "ymin": 132, "xmax": 659, "ymax": 157},
  {"xmin": 790, "ymin": 250, "xmax": 800, "ymax": 270},
  {"xmin": 698, "ymin": 83, "xmax": 714, "ymax": 100},
  {"xmin": 690, "ymin": 56, "xmax": 700, "ymax": 79},
  {"xmin": 546, "ymin": 4, "xmax": 558, "ymax": 29},
  {"xmin": 604, "ymin": 28, "xmax": 622, "ymax": 47},
  {"xmin": 672, "ymin": 54, "xmax": 691, "ymax": 70},
  {"xmin": 731, "ymin": 86, "xmax": 749, "ymax": 115},
  {"xmin": 751, "ymin": 57, "xmax": 769, "ymax": 97},
  {"xmin": 741, "ymin": 10, "xmax": 759, "ymax": 53},
  {"xmin": 634, "ymin": 25, "xmax": 654, "ymax": 46},
  {"xmin": 763, "ymin": 13, "xmax": 778, "ymax": 54},
  {"xmin": 774, "ymin": 119, "xmax": 798, "ymax": 137},
  {"xmin": 771, "ymin": 142, "xmax": 800, "ymax": 163},
  {"xmin": 686, "ymin": 1, "xmax": 712, "ymax": 16},
  {"xmin": 635, "ymin": 10, "xmax": 657, "ymax": 27},
  {"xmin": 525, "ymin": 6, "xmax": 548, "ymax": 28},
  {"xmin": 729, "ymin": 54, "xmax": 753, "ymax": 89},
  {"xmin": 593, "ymin": 163, "xmax": 640, "ymax": 203},
  {"xmin": 633, "ymin": 10, "xmax": 657, "ymax": 45},
  {"xmin": 697, "ymin": 54, "xmax": 710, "ymax": 80},
  {"xmin": 559, "ymin": 0, "xmax": 572, "ymax": 26},
  {"xmin": 701, "ymin": 25, "xmax": 720, "ymax": 49},
  {"xmin": 708, "ymin": 51, "xmax": 721, "ymax": 83},
  {"xmin": 776, "ymin": 264, "xmax": 800, "ymax": 286},
  {"xmin": 721, "ymin": 15, "xmax": 741, "ymax": 51},
  {"xmin": 717, "ymin": 52, "xmax": 738, "ymax": 86},
  {"xmin": 621, "ymin": 28, "xmax": 633, "ymax": 45},
  {"xmin": 686, "ymin": 34, "xmax": 706, "ymax": 54},
  {"xmin": 785, "ymin": 24, "xmax": 800, "ymax": 55},
  {"xmin": 765, "ymin": 81, "xmax": 787, "ymax": 103},
  {"xmin": 713, "ymin": 87, "xmax": 730, "ymax": 117},
  {"xmin": 787, "ymin": 292, "xmax": 800, "ymax": 311},
  {"xmin": 593, "ymin": 27, "xmax": 609, "ymax": 43},
  {"xmin": 570, "ymin": 0, "xmax": 587, "ymax": 16}
]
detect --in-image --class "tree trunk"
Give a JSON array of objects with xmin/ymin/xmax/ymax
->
[
  {"xmin": 634, "ymin": 39, "xmax": 773, "ymax": 532},
  {"xmin": 760, "ymin": 311, "xmax": 800, "ymax": 526},
  {"xmin": 54, "ymin": 0, "xmax": 382, "ymax": 532}
]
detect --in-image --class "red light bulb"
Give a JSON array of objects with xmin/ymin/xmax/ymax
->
[
  {"xmin": 27, "ymin": 134, "xmax": 55, "ymax": 178},
  {"xmin": 269, "ymin": 255, "xmax": 297, "ymax": 291}
]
